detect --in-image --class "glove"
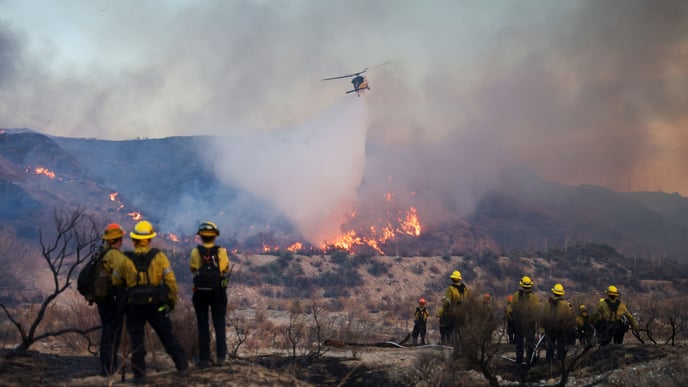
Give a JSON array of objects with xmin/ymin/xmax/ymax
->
[
  {"xmin": 158, "ymin": 303, "xmax": 174, "ymax": 314},
  {"xmin": 221, "ymin": 277, "xmax": 229, "ymax": 287}
]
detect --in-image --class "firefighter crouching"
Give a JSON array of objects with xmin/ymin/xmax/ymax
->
[{"xmin": 592, "ymin": 285, "xmax": 638, "ymax": 345}]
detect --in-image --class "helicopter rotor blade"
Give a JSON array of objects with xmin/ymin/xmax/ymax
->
[
  {"xmin": 321, "ymin": 67, "xmax": 368, "ymax": 81},
  {"xmin": 369, "ymin": 61, "xmax": 392, "ymax": 70}
]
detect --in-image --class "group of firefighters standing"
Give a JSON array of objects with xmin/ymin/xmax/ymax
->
[{"xmin": 412, "ymin": 270, "xmax": 639, "ymax": 365}]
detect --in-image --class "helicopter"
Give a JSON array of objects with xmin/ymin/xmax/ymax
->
[{"xmin": 321, "ymin": 62, "xmax": 391, "ymax": 97}]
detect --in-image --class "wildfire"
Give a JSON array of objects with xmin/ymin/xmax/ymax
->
[
  {"xmin": 109, "ymin": 192, "xmax": 118, "ymax": 201},
  {"xmin": 168, "ymin": 233, "xmax": 180, "ymax": 242},
  {"xmin": 323, "ymin": 205, "xmax": 423, "ymax": 255},
  {"xmin": 287, "ymin": 242, "xmax": 303, "ymax": 252},
  {"xmin": 128, "ymin": 211, "xmax": 142, "ymax": 221},
  {"xmin": 30, "ymin": 167, "xmax": 56, "ymax": 179}
]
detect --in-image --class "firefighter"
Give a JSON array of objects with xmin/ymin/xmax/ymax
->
[
  {"xmin": 592, "ymin": 285, "xmax": 638, "ymax": 345},
  {"xmin": 412, "ymin": 297, "xmax": 429, "ymax": 345},
  {"xmin": 112, "ymin": 220, "xmax": 188, "ymax": 382},
  {"xmin": 438, "ymin": 270, "xmax": 469, "ymax": 344},
  {"xmin": 575, "ymin": 304, "xmax": 594, "ymax": 347},
  {"xmin": 509, "ymin": 276, "xmax": 540, "ymax": 366},
  {"xmin": 541, "ymin": 283, "xmax": 574, "ymax": 364}
]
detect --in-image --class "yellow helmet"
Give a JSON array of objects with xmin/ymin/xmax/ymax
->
[
  {"xmin": 551, "ymin": 283, "xmax": 565, "ymax": 296},
  {"xmin": 579, "ymin": 304, "xmax": 586, "ymax": 311},
  {"xmin": 606, "ymin": 285, "xmax": 619, "ymax": 297},
  {"xmin": 519, "ymin": 276, "xmax": 533, "ymax": 289},
  {"xmin": 103, "ymin": 223, "xmax": 124, "ymax": 241},
  {"xmin": 197, "ymin": 221, "xmax": 220, "ymax": 237},
  {"xmin": 450, "ymin": 270, "xmax": 462, "ymax": 280},
  {"xmin": 130, "ymin": 220, "xmax": 157, "ymax": 240}
]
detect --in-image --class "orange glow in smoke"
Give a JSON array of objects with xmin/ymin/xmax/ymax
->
[{"xmin": 109, "ymin": 192, "xmax": 118, "ymax": 201}]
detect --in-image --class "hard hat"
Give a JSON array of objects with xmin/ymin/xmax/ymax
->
[
  {"xmin": 197, "ymin": 221, "xmax": 220, "ymax": 237},
  {"xmin": 507, "ymin": 294, "xmax": 513, "ymax": 303},
  {"xmin": 606, "ymin": 285, "xmax": 619, "ymax": 297},
  {"xmin": 103, "ymin": 223, "xmax": 124, "ymax": 240},
  {"xmin": 130, "ymin": 220, "xmax": 157, "ymax": 240},
  {"xmin": 579, "ymin": 304, "xmax": 586, "ymax": 311},
  {"xmin": 483, "ymin": 293, "xmax": 491, "ymax": 302},
  {"xmin": 519, "ymin": 276, "xmax": 533, "ymax": 289},
  {"xmin": 418, "ymin": 297, "xmax": 426, "ymax": 306},
  {"xmin": 450, "ymin": 270, "xmax": 462, "ymax": 280},
  {"xmin": 551, "ymin": 283, "xmax": 565, "ymax": 296}
]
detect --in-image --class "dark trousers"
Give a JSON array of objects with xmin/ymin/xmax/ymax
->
[
  {"xmin": 545, "ymin": 330, "xmax": 567, "ymax": 363},
  {"xmin": 412, "ymin": 320, "xmax": 427, "ymax": 345},
  {"xmin": 193, "ymin": 289, "xmax": 228, "ymax": 362},
  {"xmin": 597, "ymin": 320, "xmax": 627, "ymax": 345},
  {"xmin": 514, "ymin": 325, "xmax": 536, "ymax": 365},
  {"xmin": 97, "ymin": 301, "xmax": 124, "ymax": 375},
  {"xmin": 126, "ymin": 304, "xmax": 187, "ymax": 378}
]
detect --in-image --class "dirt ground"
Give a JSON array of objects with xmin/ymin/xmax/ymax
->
[{"xmin": 1, "ymin": 341, "xmax": 686, "ymax": 387}]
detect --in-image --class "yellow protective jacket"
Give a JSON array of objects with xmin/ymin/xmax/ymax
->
[
  {"xmin": 541, "ymin": 296, "xmax": 574, "ymax": 333},
  {"xmin": 592, "ymin": 297, "xmax": 638, "ymax": 330},
  {"xmin": 102, "ymin": 247, "xmax": 127, "ymax": 275},
  {"xmin": 189, "ymin": 243, "xmax": 230, "ymax": 275},
  {"xmin": 414, "ymin": 306, "xmax": 429, "ymax": 322},
  {"xmin": 112, "ymin": 246, "xmax": 179, "ymax": 307},
  {"xmin": 509, "ymin": 289, "xmax": 541, "ymax": 331},
  {"xmin": 439, "ymin": 282, "xmax": 469, "ymax": 319},
  {"xmin": 576, "ymin": 310, "xmax": 591, "ymax": 329}
]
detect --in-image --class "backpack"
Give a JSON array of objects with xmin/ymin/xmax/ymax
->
[
  {"xmin": 193, "ymin": 245, "xmax": 223, "ymax": 293},
  {"xmin": 77, "ymin": 247, "xmax": 112, "ymax": 304},
  {"xmin": 124, "ymin": 248, "xmax": 168, "ymax": 305},
  {"xmin": 605, "ymin": 299, "xmax": 621, "ymax": 320}
]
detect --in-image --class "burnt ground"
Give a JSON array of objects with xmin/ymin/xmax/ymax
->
[{"xmin": 1, "ymin": 343, "xmax": 687, "ymax": 386}]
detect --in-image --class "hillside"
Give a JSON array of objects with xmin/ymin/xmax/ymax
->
[{"xmin": 2, "ymin": 129, "xmax": 688, "ymax": 260}]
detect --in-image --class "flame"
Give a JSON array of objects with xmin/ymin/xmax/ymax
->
[
  {"xmin": 402, "ymin": 206, "xmax": 422, "ymax": 236},
  {"xmin": 262, "ymin": 243, "xmax": 277, "ymax": 253},
  {"xmin": 287, "ymin": 242, "xmax": 302, "ymax": 252},
  {"xmin": 109, "ymin": 192, "xmax": 119, "ymax": 201},
  {"xmin": 33, "ymin": 167, "xmax": 56, "ymax": 179},
  {"xmin": 168, "ymin": 233, "xmax": 179, "ymax": 242},
  {"xmin": 322, "ymin": 205, "xmax": 422, "ymax": 255},
  {"xmin": 128, "ymin": 211, "xmax": 142, "ymax": 220}
]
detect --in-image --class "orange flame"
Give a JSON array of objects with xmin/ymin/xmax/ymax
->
[
  {"xmin": 168, "ymin": 233, "xmax": 179, "ymax": 242},
  {"xmin": 109, "ymin": 192, "xmax": 118, "ymax": 201},
  {"xmin": 33, "ymin": 167, "xmax": 56, "ymax": 179},
  {"xmin": 287, "ymin": 242, "xmax": 302, "ymax": 252},
  {"xmin": 128, "ymin": 211, "xmax": 142, "ymax": 220},
  {"xmin": 322, "ymin": 205, "xmax": 422, "ymax": 255}
]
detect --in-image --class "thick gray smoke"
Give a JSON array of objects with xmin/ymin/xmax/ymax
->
[
  {"xmin": 207, "ymin": 97, "xmax": 367, "ymax": 244},
  {"xmin": 1, "ymin": 0, "xmax": 687, "ymax": 234}
]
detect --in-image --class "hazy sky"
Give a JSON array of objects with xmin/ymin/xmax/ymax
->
[{"xmin": 2, "ymin": 0, "xmax": 688, "ymax": 204}]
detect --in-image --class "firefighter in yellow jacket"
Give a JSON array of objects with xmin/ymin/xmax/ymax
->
[
  {"xmin": 592, "ymin": 285, "xmax": 638, "ymax": 345},
  {"xmin": 541, "ymin": 283, "xmax": 574, "ymax": 363},
  {"xmin": 509, "ymin": 276, "xmax": 541, "ymax": 366},
  {"xmin": 438, "ymin": 270, "xmax": 469, "ymax": 344},
  {"xmin": 112, "ymin": 220, "xmax": 187, "ymax": 382},
  {"xmin": 190, "ymin": 221, "xmax": 231, "ymax": 367},
  {"xmin": 575, "ymin": 304, "xmax": 594, "ymax": 346}
]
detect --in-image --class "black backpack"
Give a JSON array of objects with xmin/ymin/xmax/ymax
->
[
  {"xmin": 124, "ymin": 248, "xmax": 168, "ymax": 305},
  {"xmin": 193, "ymin": 245, "xmax": 223, "ymax": 293},
  {"xmin": 77, "ymin": 246, "xmax": 112, "ymax": 304}
]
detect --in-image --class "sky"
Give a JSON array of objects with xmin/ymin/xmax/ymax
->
[{"xmin": 1, "ymin": 0, "xmax": 688, "ymax": 240}]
